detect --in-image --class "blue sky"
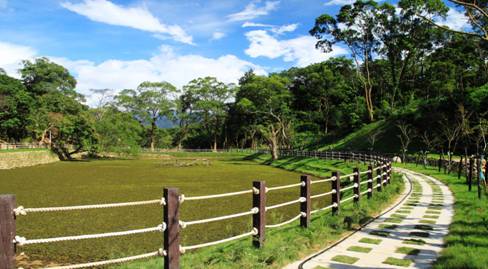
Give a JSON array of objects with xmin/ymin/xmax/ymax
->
[{"xmin": 0, "ymin": 0, "xmax": 468, "ymax": 105}]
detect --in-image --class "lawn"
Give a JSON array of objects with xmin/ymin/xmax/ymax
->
[
  {"xmin": 0, "ymin": 152, "xmax": 364, "ymax": 267},
  {"xmin": 399, "ymin": 163, "xmax": 488, "ymax": 269},
  {"xmin": 119, "ymin": 154, "xmax": 404, "ymax": 269}
]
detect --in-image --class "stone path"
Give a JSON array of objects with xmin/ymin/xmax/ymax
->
[{"xmin": 284, "ymin": 168, "xmax": 454, "ymax": 269}]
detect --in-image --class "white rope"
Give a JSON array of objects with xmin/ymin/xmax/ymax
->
[
  {"xmin": 341, "ymin": 195, "xmax": 358, "ymax": 203},
  {"xmin": 310, "ymin": 190, "xmax": 335, "ymax": 199},
  {"xmin": 41, "ymin": 249, "xmax": 165, "ymax": 269},
  {"xmin": 341, "ymin": 184, "xmax": 357, "ymax": 192},
  {"xmin": 310, "ymin": 203, "xmax": 337, "ymax": 214},
  {"xmin": 359, "ymin": 170, "xmax": 370, "ymax": 175},
  {"xmin": 266, "ymin": 182, "xmax": 304, "ymax": 192},
  {"xmin": 266, "ymin": 213, "xmax": 304, "ymax": 228},
  {"xmin": 179, "ymin": 208, "xmax": 258, "ymax": 228},
  {"xmin": 376, "ymin": 183, "xmax": 382, "ymax": 187},
  {"xmin": 311, "ymin": 176, "xmax": 336, "ymax": 185},
  {"xmin": 14, "ymin": 199, "xmax": 164, "ymax": 215},
  {"xmin": 14, "ymin": 224, "xmax": 166, "ymax": 246},
  {"xmin": 266, "ymin": 197, "xmax": 306, "ymax": 211},
  {"xmin": 343, "ymin": 173, "xmax": 355, "ymax": 179},
  {"xmin": 360, "ymin": 189, "xmax": 370, "ymax": 196},
  {"xmin": 180, "ymin": 229, "xmax": 257, "ymax": 252},
  {"xmin": 359, "ymin": 180, "xmax": 369, "ymax": 185},
  {"xmin": 182, "ymin": 189, "xmax": 253, "ymax": 202}
]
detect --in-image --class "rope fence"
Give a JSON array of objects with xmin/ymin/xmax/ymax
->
[{"xmin": 0, "ymin": 150, "xmax": 392, "ymax": 269}]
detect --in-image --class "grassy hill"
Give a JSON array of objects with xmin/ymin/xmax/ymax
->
[{"xmin": 309, "ymin": 120, "xmax": 424, "ymax": 154}]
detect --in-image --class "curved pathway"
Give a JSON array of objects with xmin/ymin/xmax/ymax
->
[{"xmin": 284, "ymin": 168, "xmax": 454, "ymax": 269}]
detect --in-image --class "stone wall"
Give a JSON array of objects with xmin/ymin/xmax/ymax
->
[{"xmin": 0, "ymin": 150, "xmax": 59, "ymax": 169}]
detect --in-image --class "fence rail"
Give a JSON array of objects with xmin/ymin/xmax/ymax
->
[{"xmin": 0, "ymin": 150, "xmax": 392, "ymax": 269}]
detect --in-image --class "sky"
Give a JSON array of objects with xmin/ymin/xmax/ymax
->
[{"xmin": 0, "ymin": 0, "xmax": 470, "ymax": 105}]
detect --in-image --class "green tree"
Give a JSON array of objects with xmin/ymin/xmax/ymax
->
[
  {"xmin": 20, "ymin": 57, "xmax": 77, "ymax": 96},
  {"xmin": 182, "ymin": 77, "xmax": 234, "ymax": 151},
  {"xmin": 20, "ymin": 58, "xmax": 97, "ymax": 160},
  {"xmin": 236, "ymin": 74, "xmax": 292, "ymax": 160},
  {"xmin": 310, "ymin": 0, "xmax": 381, "ymax": 122},
  {"xmin": 93, "ymin": 106, "xmax": 143, "ymax": 156},
  {"xmin": 116, "ymin": 81, "xmax": 176, "ymax": 151},
  {"xmin": 0, "ymin": 73, "xmax": 33, "ymax": 141}
]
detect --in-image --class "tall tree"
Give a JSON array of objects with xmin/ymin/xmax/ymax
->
[
  {"xmin": 116, "ymin": 81, "xmax": 176, "ymax": 151},
  {"xmin": 236, "ymin": 74, "xmax": 292, "ymax": 160},
  {"xmin": 181, "ymin": 77, "xmax": 234, "ymax": 151},
  {"xmin": 310, "ymin": 1, "xmax": 381, "ymax": 121}
]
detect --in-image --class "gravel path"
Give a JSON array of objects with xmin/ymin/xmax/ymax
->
[{"xmin": 284, "ymin": 168, "xmax": 454, "ymax": 269}]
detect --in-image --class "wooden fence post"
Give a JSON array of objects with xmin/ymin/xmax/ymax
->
[
  {"xmin": 332, "ymin": 172, "xmax": 341, "ymax": 215},
  {"xmin": 353, "ymin": 168, "xmax": 360, "ymax": 203},
  {"xmin": 252, "ymin": 181, "xmax": 266, "ymax": 248},
  {"xmin": 477, "ymin": 158, "xmax": 482, "ymax": 199},
  {"xmin": 458, "ymin": 156, "xmax": 464, "ymax": 179},
  {"xmin": 0, "ymin": 195, "xmax": 15, "ymax": 269},
  {"xmin": 468, "ymin": 158, "xmax": 474, "ymax": 191},
  {"xmin": 164, "ymin": 188, "xmax": 180, "ymax": 269},
  {"xmin": 383, "ymin": 163, "xmax": 388, "ymax": 186},
  {"xmin": 300, "ymin": 175, "xmax": 311, "ymax": 228},
  {"xmin": 376, "ymin": 166, "xmax": 382, "ymax": 192},
  {"xmin": 367, "ymin": 165, "xmax": 373, "ymax": 199}
]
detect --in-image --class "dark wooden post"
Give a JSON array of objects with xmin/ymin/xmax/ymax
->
[
  {"xmin": 458, "ymin": 156, "xmax": 464, "ymax": 179},
  {"xmin": 376, "ymin": 166, "xmax": 382, "ymax": 192},
  {"xmin": 353, "ymin": 168, "xmax": 360, "ymax": 203},
  {"xmin": 477, "ymin": 158, "xmax": 482, "ymax": 199},
  {"xmin": 468, "ymin": 158, "xmax": 474, "ymax": 191},
  {"xmin": 383, "ymin": 163, "xmax": 388, "ymax": 186},
  {"xmin": 367, "ymin": 165, "xmax": 373, "ymax": 199},
  {"xmin": 252, "ymin": 181, "xmax": 266, "ymax": 248},
  {"xmin": 387, "ymin": 162, "xmax": 391, "ymax": 184},
  {"xmin": 164, "ymin": 188, "xmax": 180, "ymax": 269},
  {"xmin": 300, "ymin": 175, "xmax": 311, "ymax": 228},
  {"xmin": 0, "ymin": 195, "xmax": 15, "ymax": 269},
  {"xmin": 332, "ymin": 172, "xmax": 341, "ymax": 215}
]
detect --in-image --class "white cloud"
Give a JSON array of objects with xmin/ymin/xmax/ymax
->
[
  {"xmin": 242, "ymin": 22, "xmax": 298, "ymax": 35},
  {"xmin": 52, "ymin": 46, "xmax": 266, "ymax": 105},
  {"xmin": 61, "ymin": 0, "xmax": 193, "ymax": 44},
  {"xmin": 324, "ymin": 0, "xmax": 355, "ymax": 6},
  {"xmin": 228, "ymin": 1, "xmax": 280, "ymax": 22},
  {"xmin": 272, "ymin": 23, "xmax": 298, "ymax": 34},
  {"xmin": 212, "ymin": 31, "xmax": 226, "ymax": 40},
  {"xmin": 0, "ymin": 41, "xmax": 37, "ymax": 77},
  {"xmin": 245, "ymin": 30, "xmax": 347, "ymax": 67},
  {"xmin": 436, "ymin": 8, "xmax": 469, "ymax": 31}
]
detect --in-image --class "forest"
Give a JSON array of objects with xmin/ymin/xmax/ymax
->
[{"xmin": 1, "ymin": 0, "xmax": 487, "ymax": 161}]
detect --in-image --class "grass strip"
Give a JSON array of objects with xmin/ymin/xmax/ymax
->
[
  {"xmin": 396, "ymin": 246, "xmax": 421, "ymax": 255},
  {"xmin": 359, "ymin": 238, "xmax": 382, "ymax": 245},
  {"xmin": 383, "ymin": 257, "xmax": 412, "ymax": 267},
  {"xmin": 331, "ymin": 255, "xmax": 359, "ymax": 265},
  {"xmin": 347, "ymin": 246, "xmax": 372, "ymax": 253}
]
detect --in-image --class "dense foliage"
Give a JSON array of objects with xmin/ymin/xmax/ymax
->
[{"xmin": 1, "ymin": 0, "xmax": 487, "ymax": 160}]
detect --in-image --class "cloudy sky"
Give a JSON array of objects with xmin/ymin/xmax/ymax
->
[{"xmin": 0, "ymin": 0, "xmax": 469, "ymax": 105}]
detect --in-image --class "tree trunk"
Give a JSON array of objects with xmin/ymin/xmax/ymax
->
[
  {"xmin": 150, "ymin": 120, "xmax": 156, "ymax": 152},
  {"xmin": 270, "ymin": 135, "xmax": 278, "ymax": 161},
  {"xmin": 213, "ymin": 137, "xmax": 217, "ymax": 152}
]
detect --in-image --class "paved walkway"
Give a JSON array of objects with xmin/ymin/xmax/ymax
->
[{"xmin": 284, "ymin": 168, "xmax": 454, "ymax": 269}]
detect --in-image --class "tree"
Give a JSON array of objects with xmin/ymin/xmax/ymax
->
[
  {"xmin": 20, "ymin": 57, "xmax": 77, "ymax": 96},
  {"xmin": 310, "ymin": 1, "xmax": 381, "ymax": 122},
  {"xmin": 19, "ymin": 58, "xmax": 97, "ymax": 160},
  {"xmin": 93, "ymin": 106, "xmax": 143, "ymax": 156},
  {"xmin": 116, "ymin": 81, "xmax": 176, "ymax": 151},
  {"xmin": 0, "ymin": 73, "xmax": 34, "ymax": 141},
  {"xmin": 236, "ymin": 74, "xmax": 292, "ymax": 160},
  {"xmin": 397, "ymin": 121, "xmax": 416, "ymax": 162},
  {"xmin": 181, "ymin": 77, "xmax": 234, "ymax": 151}
]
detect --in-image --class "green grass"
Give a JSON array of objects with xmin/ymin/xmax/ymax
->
[
  {"xmin": 419, "ymin": 220, "xmax": 437, "ymax": 224},
  {"xmin": 0, "ymin": 153, "xmax": 404, "ymax": 269},
  {"xmin": 119, "ymin": 155, "xmax": 404, "ymax": 269},
  {"xmin": 359, "ymin": 237, "xmax": 382, "ymax": 245},
  {"xmin": 384, "ymin": 217, "xmax": 403, "ymax": 223},
  {"xmin": 399, "ymin": 163, "xmax": 488, "ymax": 269},
  {"xmin": 347, "ymin": 246, "xmax": 372, "ymax": 253},
  {"xmin": 378, "ymin": 224, "xmax": 398, "ymax": 230},
  {"xmin": 396, "ymin": 246, "xmax": 421, "ymax": 255},
  {"xmin": 369, "ymin": 230, "xmax": 390, "ymax": 237},
  {"xmin": 403, "ymin": 238, "xmax": 426, "ymax": 245},
  {"xmin": 331, "ymin": 255, "xmax": 359, "ymax": 264},
  {"xmin": 383, "ymin": 257, "xmax": 412, "ymax": 267}
]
